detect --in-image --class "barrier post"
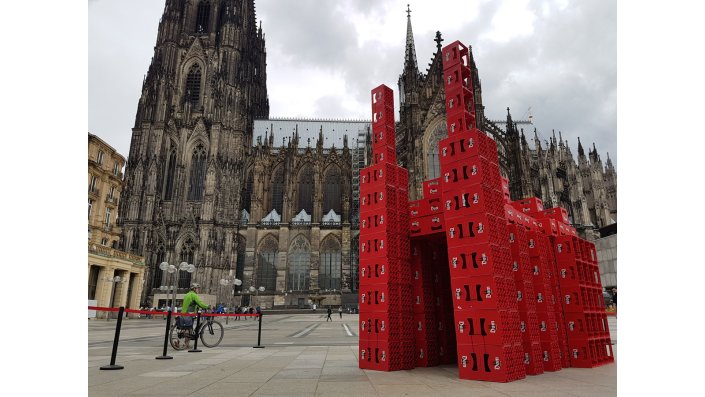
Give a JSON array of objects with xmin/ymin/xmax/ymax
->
[
  {"xmin": 100, "ymin": 306, "xmax": 125, "ymax": 370},
  {"xmin": 155, "ymin": 309, "xmax": 173, "ymax": 360},
  {"xmin": 188, "ymin": 312, "xmax": 202, "ymax": 353},
  {"xmin": 253, "ymin": 313, "xmax": 265, "ymax": 348}
]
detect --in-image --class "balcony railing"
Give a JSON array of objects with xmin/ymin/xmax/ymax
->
[
  {"xmin": 290, "ymin": 220, "xmax": 311, "ymax": 228},
  {"xmin": 321, "ymin": 220, "xmax": 342, "ymax": 229},
  {"xmin": 257, "ymin": 220, "xmax": 280, "ymax": 228},
  {"xmin": 88, "ymin": 243, "xmax": 144, "ymax": 265}
]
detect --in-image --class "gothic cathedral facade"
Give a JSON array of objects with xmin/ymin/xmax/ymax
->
[{"xmin": 396, "ymin": 10, "xmax": 617, "ymax": 239}]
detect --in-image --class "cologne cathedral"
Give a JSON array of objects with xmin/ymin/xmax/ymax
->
[{"xmin": 119, "ymin": 1, "xmax": 616, "ymax": 308}]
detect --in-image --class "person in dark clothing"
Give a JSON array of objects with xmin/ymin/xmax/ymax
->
[
  {"xmin": 612, "ymin": 288, "xmax": 617, "ymax": 309},
  {"xmin": 326, "ymin": 307, "xmax": 332, "ymax": 321}
]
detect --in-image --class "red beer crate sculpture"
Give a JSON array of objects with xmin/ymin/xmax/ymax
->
[{"xmin": 359, "ymin": 40, "xmax": 613, "ymax": 381}]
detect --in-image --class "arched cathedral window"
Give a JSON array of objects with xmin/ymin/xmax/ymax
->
[
  {"xmin": 185, "ymin": 64, "xmax": 202, "ymax": 106},
  {"xmin": 426, "ymin": 123, "xmax": 447, "ymax": 180},
  {"xmin": 188, "ymin": 143, "xmax": 207, "ymax": 201},
  {"xmin": 151, "ymin": 245, "xmax": 166, "ymax": 289},
  {"xmin": 287, "ymin": 236, "xmax": 310, "ymax": 291},
  {"xmin": 319, "ymin": 237, "xmax": 341, "ymax": 290},
  {"xmin": 298, "ymin": 164, "xmax": 314, "ymax": 215},
  {"xmin": 270, "ymin": 166, "xmax": 284, "ymax": 216},
  {"xmin": 163, "ymin": 148, "xmax": 177, "ymax": 200},
  {"xmin": 195, "ymin": 1, "xmax": 211, "ymax": 33},
  {"xmin": 322, "ymin": 166, "xmax": 342, "ymax": 214},
  {"xmin": 178, "ymin": 238, "xmax": 196, "ymax": 289},
  {"xmin": 256, "ymin": 237, "xmax": 278, "ymax": 291},
  {"xmin": 242, "ymin": 170, "xmax": 253, "ymax": 214}
]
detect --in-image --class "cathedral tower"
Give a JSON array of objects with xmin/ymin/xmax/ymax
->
[{"xmin": 119, "ymin": 0, "xmax": 268, "ymax": 305}]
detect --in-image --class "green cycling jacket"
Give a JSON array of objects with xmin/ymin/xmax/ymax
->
[{"xmin": 181, "ymin": 290, "xmax": 208, "ymax": 314}]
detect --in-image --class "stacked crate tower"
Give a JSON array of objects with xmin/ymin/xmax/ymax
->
[
  {"xmin": 438, "ymin": 41, "xmax": 525, "ymax": 382},
  {"xmin": 358, "ymin": 84, "xmax": 414, "ymax": 371}
]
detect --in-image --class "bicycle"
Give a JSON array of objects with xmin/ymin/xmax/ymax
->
[{"xmin": 169, "ymin": 312, "xmax": 224, "ymax": 350}]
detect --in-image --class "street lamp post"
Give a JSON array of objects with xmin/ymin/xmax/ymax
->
[
  {"xmin": 249, "ymin": 285, "xmax": 265, "ymax": 307},
  {"xmin": 219, "ymin": 277, "xmax": 242, "ymax": 324},
  {"xmin": 159, "ymin": 262, "xmax": 177, "ymax": 311}
]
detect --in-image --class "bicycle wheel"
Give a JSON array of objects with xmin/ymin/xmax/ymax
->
[
  {"xmin": 199, "ymin": 319, "xmax": 224, "ymax": 347},
  {"xmin": 169, "ymin": 324, "xmax": 192, "ymax": 351}
]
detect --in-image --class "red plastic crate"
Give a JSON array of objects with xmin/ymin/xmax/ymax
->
[
  {"xmin": 442, "ymin": 40, "xmax": 470, "ymax": 70},
  {"xmin": 453, "ymin": 309, "xmax": 522, "ymax": 347},
  {"xmin": 447, "ymin": 243, "xmax": 513, "ymax": 279},
  {"xmin": 450, "ymin": 274, "xmax": 518, "ymax": 311},
  {"xmin": 443, "ymin": 61, "xmax": 472, "ymax": 90},
  {"xmin": 360, "ymin": 162, "xmax": 405, "ymax": 189},
  {"xmin": 359, "ymin": 339, "xmax": 415, "ymax": 371},
  {"xmin": 360, "ymin": 208, "xmax": 406, "ymax": 234},
  {"xmin": 534, "ymin": 207, "xmax": 570, "ymax": 225},
  {"xmin": 372, "ymin": 144, "xmax": 396, "ymax": 165},
  {"xmin": 522, "ymin": 341, "xmax": 544, "ymax": 375},
  {"xmin": 445, "ymin": 84, "xmax": 474, "ymax": 117},
  {"xmin": 446, "ymin": 110, "xmax": 476, "ymax": 135},
  {"xmin": 510, "ymin": 197, "xmax": 544, "ymax": 214},
  {"xmin": 439, "ymin": 129, "xmax": 498, "ymax": 164},
  {"xmin": 410, "ymin": 214, "xmax": 445, "ymax": 237},
  {"xmin": 371, "ymin": 84, "xmax": 394, "ymax": 109},
  {"xmin": 440, "ymin": 155, "xmax": 502, "ymax": 191},
  {"xmin": 445, "ymin": 212, "xmax": 508, "ymax": 246},
  {"xmin": 442, "ymin": 184, "xmax": 505, "ymax": 219},
  {"xmin": 359, "ymin": 256, "xmax": 412, "ymax": 286},
  {"xmin": 371, "ymin": 124, "xmax": 396, "ymax": 148},
  {"xmin": 456, "ymin": 343, "xmax": 526, "ymax": 382},
  {"xmin": 501, "ymin": 177, "xmax": 511, "ymax": 203},
  {"xmin": 422, "ymin": 178, "xmax": 441, "ymax": 199},
  {"xmin": 359, "ymin": 284, "xmax": 413, "ymax": 313}
]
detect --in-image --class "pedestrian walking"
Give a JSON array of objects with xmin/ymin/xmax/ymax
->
[
  {"xmin": 326, "ymin": 307, "xmax": 332, "ymax": 322},
  {"xmin": 338, "ymin": 306, "xmax": 343, "ymax": 319},
  {"xmin": 612, "ymin": 288, "xmax": 617, "ymax": 310}
]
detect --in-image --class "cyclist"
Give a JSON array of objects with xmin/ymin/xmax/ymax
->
[{"xmin": 179, "ymin": 283, "xmax": 209, "ymax": 348}]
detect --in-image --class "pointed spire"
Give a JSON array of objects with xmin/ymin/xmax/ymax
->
[
  {"xmin": 534, "ymin": 128, "xmax": 542, "ymax": 151},
  {"xmin": 578, "ymin": 137, "xmax": 585, "ymax": 157},
  {"xmin": 404, "ymin": 4, "xmax": 418, "ymax": 72}
]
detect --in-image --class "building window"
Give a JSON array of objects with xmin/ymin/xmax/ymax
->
[
  {"xmin": 297, "ymin": 164, "xmax": 314, "ymax": 215},
  {"xmin": 242, "ymin": 171, "xmax": 253, "ymax": 213},
  {"xmin": 163, "ymin": 148, "xmax": 177, "ymax": 200},
  {"xmin": 270, "ymin": 166, "xmax": 284, "ymax": 216},
  {"xmin": 152, "ymin": 247, "xmax": 166, "ymax": 289},
  {"xmin": 323, "ymin": 167, "xmax": 342, "ymax": 214},
  {"xmin": 188, "ymin": 143, "xmax": 207, "ymax": 200},
  {"xmin": 89, "ymin": 175, "xmax": 97, "ymax": 192},
  {"xmin": 426, "ymin": 123, "xmax": 447, "ymax": 181},
  {"xmin": 185, "ymin": 64, "xmax": 202, "ymax": 106},
  {"xmin": 113, "ymin": 162, "xmax": 120, "ymax": 176},
  {"xmin": 108, "ymin": 186, "xmax": 115, "ymax": 200},
  {"xmin": 88, "ymin": 266, "xmax": 100, "ymax": 300},
  {"xmin": 320, "ymin": 237, "xmax": 341, "ymax": 290},
  {"xmin": 195, "ymin": 1, "xmax": 211, "ymax": 33},
  {"xmin": 105, "ymin": 208, "xmax": 112, "ymax": 227},
  {"xmin": 97, "ymin": 150, "xmax": 104, "ymax": 165},
  {"xmin": 256, "ymin": 238, "xmax": 278, "ymax": 291},
  {"xmin": 101, "ymin": 238, "xmax": 109, "ymax": 246},
  {"xmin": 178, "ymin": 238, "xmax": 196, "ymax": 289},
  {"xmin": 88, "ymin": 199, "xmax": 93, "ymax": 220},
  {"xmin": 287, "ymin": 236, "xmax": 310, "ymax": 291}
]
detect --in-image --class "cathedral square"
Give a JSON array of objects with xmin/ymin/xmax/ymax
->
[{"xmin": 88, "ymin": 0, "xmax": 616, "ymax": 314}]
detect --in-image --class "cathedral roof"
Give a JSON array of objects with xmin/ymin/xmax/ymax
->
[{"xmin": 253, "ymin": 118, "xmax": 370, "ymax": 150}]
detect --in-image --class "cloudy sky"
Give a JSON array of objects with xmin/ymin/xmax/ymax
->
[{"xmin": 88, "ymin": 0, "xmax": 616, "ymax": 169}]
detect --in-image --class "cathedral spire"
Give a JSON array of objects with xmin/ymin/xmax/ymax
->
[
  {"xmin": 578, "ymin": 137, "xmax": 585, "ymax": 157},
  {"xmin": 403, "ymin": 4, "xmax": 418, "ymax": 72}
]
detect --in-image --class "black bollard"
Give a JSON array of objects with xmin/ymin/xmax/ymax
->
[
  {"xmin": 188, "ymin": 312, "xmax": 202, "ymax": 353},
  {"xmin": 100, "ymin": 307, "xmax": 125, "ymax": 370},
  {"xmin": 253, "ymin": 313, "xmax": 265, "ymax": 348},
  {"xmin": 155, "ymin": 309, "xmax": 173, "ymax": 359}
]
